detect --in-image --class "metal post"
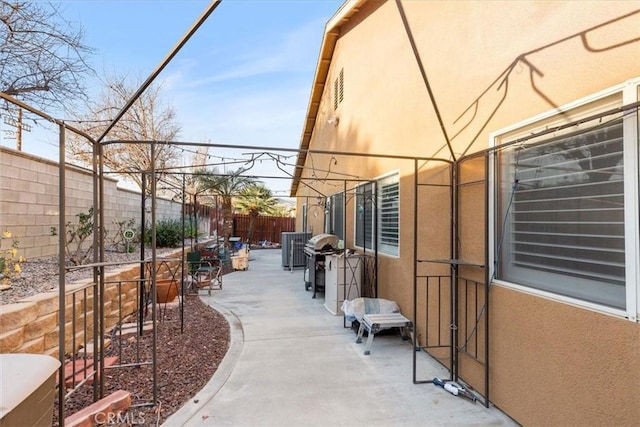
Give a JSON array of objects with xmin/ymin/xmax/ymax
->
[
  {"xmin": 449, "ymin": 163, "xmax": 456, "ymax": 381},
  {"xmin": 57, "ymin": 124, "xmax": 66, "ymax": 426},
  {"xmin": 181, "ymin": 175, "xmax": 186, "ymax": 333},
  {"xmin": 150, "ymin": 142, "xmax": 158, "ymax": 404},
  {"xmin": 413, "ymin": 159, "xmax": 418, "ymax": 383},
  {"xmin": 139, "ymin": 175, "xmax": 146, "ymax": 337},
  {"xmin": 194, "ymin": 193, "xmax": 198, "ymax": 244},
  {"xmin": 484, "ymin": 153, "xmax": 491, "ymax": 407},
  {"xmin": 97, "ymin": 142, "xmax": 106, "ymax": 399}
]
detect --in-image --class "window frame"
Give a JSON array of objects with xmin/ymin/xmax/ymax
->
[
  {"xmin": 489, "ymin": 78, "xmax": 639, "ymax": 321},
  {"xmin": 325, "ymin": 191, "xmax": 345, "ymax": 240},
  {"xmin": 354, "ymin": 181, "xmax": 375, "ymax": 251},
  {"xmin": 354, "ymin": 171, "xmax": 400, "ymax": 257},
  {"xmin": 378, "ymin": 173, "xmax": 400, "ymax": 257}
]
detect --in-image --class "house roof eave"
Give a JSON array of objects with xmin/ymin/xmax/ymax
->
[{"xmin": 290, "ymin": 0, "xmax": 367, "ymax": 197}]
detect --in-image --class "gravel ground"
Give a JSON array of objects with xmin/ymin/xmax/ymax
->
[
  {"xmin": 0, "ymin": 248, "xmax": 181, "ymax": 305},
  {"xmin": 2, "ymin": 247, "xmax": 232, "ymax": 426},
  {"xmin": 53, "ymin": 295, "xmax": 230, "ymax": 426}
]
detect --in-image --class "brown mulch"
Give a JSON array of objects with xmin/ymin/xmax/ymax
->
[{"xmin": 53, "ymin": 294, "xmax": 230, "ymax": 426}]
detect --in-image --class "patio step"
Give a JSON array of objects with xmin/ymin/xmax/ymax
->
[
  {"xmin": 60, "ymin": 356, "xmax": 118, "ymax": 387},
  {"xmin": 64, "ymin": 389, "xmax": 131, "ymax": 427},
  {"xmin": 119, "ymin": 320, "xmax": 154, "ymax": 336},
  {"xmin": 77, "ymin": 339, "xmax": 111, "ymax": 357}
]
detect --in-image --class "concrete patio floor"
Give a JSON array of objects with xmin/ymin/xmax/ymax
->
[{"xmin": 165, "ymin": 249, "xmax": 518, "ymax": 427}]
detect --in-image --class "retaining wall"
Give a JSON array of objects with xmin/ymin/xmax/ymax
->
[{"xmin": 0, "ymin": 252, "xmax": 182, "ymax": 357}]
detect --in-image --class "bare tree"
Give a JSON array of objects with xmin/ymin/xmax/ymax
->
[
  {"xmin": 67, "ymin": 74, "xmax": 182, "ymax": 191},
  {"xmin": 0, "ymin": 1, "xmax": 94, "ymax": 110}
]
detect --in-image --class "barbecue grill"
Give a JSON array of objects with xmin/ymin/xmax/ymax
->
[{"xmin": 303, "ymin": 233, "xmax": 339, "ymax": 298}]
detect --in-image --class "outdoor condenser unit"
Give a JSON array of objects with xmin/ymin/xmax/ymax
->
[{"xmin": 281, "ymin": 232, "xmax": 311, "ymax": 269}]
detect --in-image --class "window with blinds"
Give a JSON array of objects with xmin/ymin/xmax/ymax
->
[
  {"xmin": 354, "ymin": 173, "xmax": 400, "ymax": 256},
  {"xmin": 355, "ymin": 183, "xmax": 374, "ymax": 250},
  {"xmin": 333, "ymin": 192, "xmax": 344, "ymax": 240},
  {"xmin": 325, "ymin": 192, "xmax": 345, "ymax": 239},
  {"xmin": 497, "ymin": 118, "xmax": 625, "ymax": 308},
  {"xmin": 378, "ymin": 174, "xmax": 399, "ymax": 256}
]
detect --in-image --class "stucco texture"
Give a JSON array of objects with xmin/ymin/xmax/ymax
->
[
  {"xmin": 293, "ymin": 1, "xmax": 640, "ymax": 425},
  {"xmin": 491, "ymin": 285, "xmax": 640, "ymax": 426}
]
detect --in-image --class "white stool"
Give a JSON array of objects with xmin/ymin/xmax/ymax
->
[{"xmin": 356, "ymin": 313, "xmax": 414, "ymax": 355}]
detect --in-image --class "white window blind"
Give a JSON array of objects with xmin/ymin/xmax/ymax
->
[
  {"xmin": 497, "ymin": 118, "xmax": 625, "ymax": 308},
  {"xmin": 378, "ymin": 175, "xmax": 399, "ymax": 256},
  {"xmin": 355, "ymin": 174, "xmax": 399, "ymax": 256}
]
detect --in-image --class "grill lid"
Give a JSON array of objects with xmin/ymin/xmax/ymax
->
[{"xmin": 306, "ymin": 233, "xmax": 339, "ymax": 251}]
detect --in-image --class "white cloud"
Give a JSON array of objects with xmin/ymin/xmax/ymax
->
[{"xmin": 172, "ymin": 17, "xmax": 325, "ymax": 88}]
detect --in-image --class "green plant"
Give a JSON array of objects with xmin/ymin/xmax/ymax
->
[
  {"xmin": 1, "ymin": 230, "xmax": 25, "ymax": 290},
  {"xmin": 107, "ymin": 218, "xmax": 137, "ymax": 252},
  {"xmin": 143, "ymin": 219, "xmax": 183, "ymax": 248},
  {"xmin": 51, "ymin": 207, "xmax": 94, "ymax": 265},
  {"xmin": 184, "ymin": 220, "xmax": 201, "ymax": 239}
]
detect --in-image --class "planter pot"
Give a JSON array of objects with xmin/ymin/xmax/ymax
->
[{"xmin": 155, "ymin": 279, "xmax": 178, "ymax": 303}]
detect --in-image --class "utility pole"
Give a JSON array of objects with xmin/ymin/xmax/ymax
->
[
  {"xmin": 2, "ymin": 108, "xmax": 31, "ymax": 150},
  {"xmin": 16, "ymin": 108, "xmax": 22, "ymax": 151}
]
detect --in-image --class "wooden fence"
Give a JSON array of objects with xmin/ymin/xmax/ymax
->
[{"xmin": 230, "ymin": 214, "xmax": 296, "ymax": 244}]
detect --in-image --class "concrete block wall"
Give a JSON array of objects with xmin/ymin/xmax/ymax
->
[
  {"xmin": 0, "ymin": 146, "xmax": 197, "ymax": 259},
  {"xmin": 0, "ymin": 253, "xmax": 182, "ymax": 357}
]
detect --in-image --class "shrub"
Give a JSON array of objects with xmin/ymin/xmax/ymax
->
[
  {"xmin": 143, "ymin": 219, "xmax": 183, "ymax": 248},
  {"xmin": 51, "ymin": 207, "xmax": 94, "ymax": 266}
]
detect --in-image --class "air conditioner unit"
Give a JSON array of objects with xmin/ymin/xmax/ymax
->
[{"xmin": 281, "ymin": 232, "xmax": 311, "ymax": 269}]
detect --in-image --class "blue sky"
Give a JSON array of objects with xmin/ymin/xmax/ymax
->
[{"xmin": 4, "ymin": 0, "xmax": 343, "ymax": 196}]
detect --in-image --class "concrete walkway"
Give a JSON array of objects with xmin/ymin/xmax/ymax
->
[{"xmin": 165, "ymin": 249, "xmax": 517, "ymax": 427}]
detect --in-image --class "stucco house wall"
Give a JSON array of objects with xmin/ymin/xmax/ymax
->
[{"xmin": 293, "ymin": 1, "xmax": 640, "ymax": 425}]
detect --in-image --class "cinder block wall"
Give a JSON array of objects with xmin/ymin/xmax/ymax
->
[
  {"xmin": 0, "ymin": 253, "xmax": 182, "ymax": 356},
  {"xmin": 0, "ymin": 146, "xmax": 195, "ymax": 259}
]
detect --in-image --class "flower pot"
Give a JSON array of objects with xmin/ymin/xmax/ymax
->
[{"xmin": 155, "ymin": 279, "xmax": 178, "ymax": 303}]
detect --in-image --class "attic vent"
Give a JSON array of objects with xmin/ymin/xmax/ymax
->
[{"xmin": 333, "ymin": 68, "xmax": 344, "ymax": 110}]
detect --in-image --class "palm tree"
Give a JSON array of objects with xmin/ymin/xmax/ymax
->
[
  {"xmin": 197, "ymin": 168, "xmax": 255, "ymax": 251},
  {"xmin": 234, "ymin": 183, "xmax": 278, "ymax": 244}
]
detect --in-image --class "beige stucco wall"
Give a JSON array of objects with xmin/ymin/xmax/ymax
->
[
  {"xmin": 296, "ymin": 1, "xmax": 640, "ymax": 425},
  {"xmin": 0, "ymin": 146, "xmax": 189, "ymax": 259}
]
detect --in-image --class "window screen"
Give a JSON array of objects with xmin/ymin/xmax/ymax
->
[{"xmin": 497, "ymin": 118, "xmax": 625, "ymax": 308}]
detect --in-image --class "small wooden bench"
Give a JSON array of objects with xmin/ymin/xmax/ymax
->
[{"xmin": 355, "ymin": 313, "xmax": 414, "ymax": 355}]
